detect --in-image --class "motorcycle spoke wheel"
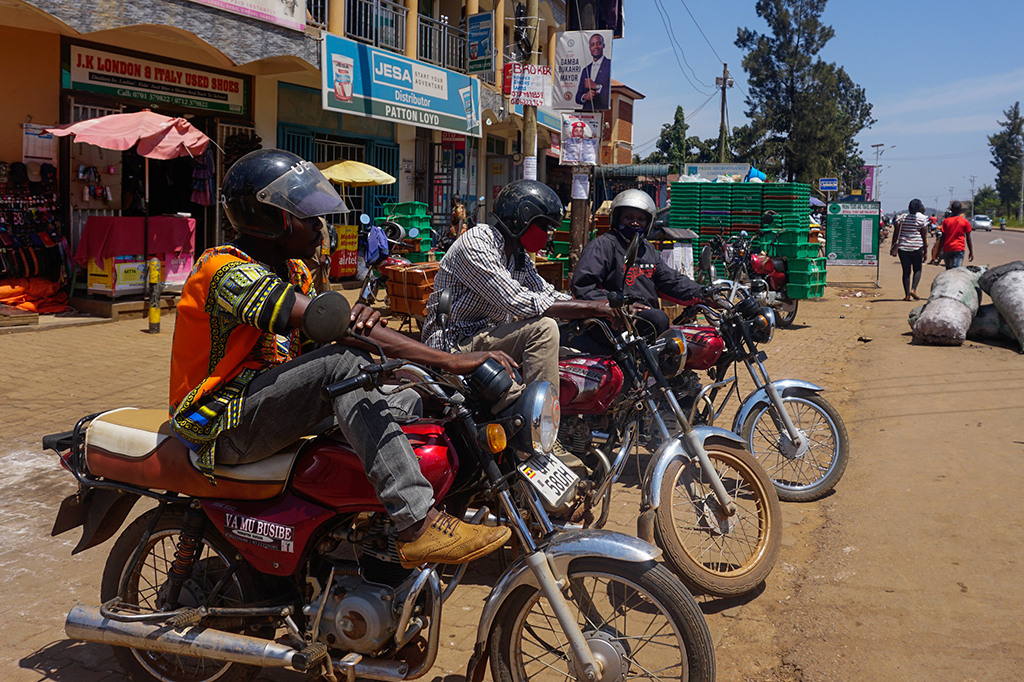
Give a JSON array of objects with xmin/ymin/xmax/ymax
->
[
  {"xmin": 100, "ymin": 509, "xmax": 262, "ymax": 682},
  {"xmin": 489, "ymin": 558, "xmax": 714, "ymax": 682},
  {"xmin": 743, "ymin": 394, "xmax": 850, "ymax": 503},
  {"xmin": 776, "ymin": 299, "xmax": 798, "ymax": 328},
  {"xmin": 654, "ymin": 444, "xmax": 781, "ymax": 597}
]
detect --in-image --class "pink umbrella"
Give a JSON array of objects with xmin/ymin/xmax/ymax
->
[{"xmin": 47, "ymin": 110, "xmax": 211, "ymax": 271}]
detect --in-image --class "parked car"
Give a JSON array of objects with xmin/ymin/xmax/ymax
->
[{"xmin": 972, "ymin": 214, "xmax": 993, "ymax": 231}]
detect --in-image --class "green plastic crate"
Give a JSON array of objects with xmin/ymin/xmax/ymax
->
[
  {"xmin": 388, "ymin": 201, "xmax": 428, "ymax": 217},
  {"xmin": 788, "ymin": 282, "xmax": 825, "ymax": 299},
  {"xmin": 550, "ymin": 241, "xmax": 570, "ymax": 255},
  {"xmin": 773, "ymin": 228, "xmax": 811, "ymax": 245},
  {"xmin": 772, "ymin": 242, "xmax": 820, "ymax": 258}
]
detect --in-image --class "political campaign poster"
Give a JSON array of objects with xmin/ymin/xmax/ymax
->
[
  {"xmin": 560, "ymin": 112, "xmax": 601, "ymax": 165},
  {"xmin": 567, "ymin": 0, "xmax": 623, "ymax": 38},
  {"xmin": 509, "ymin": 64, "xmax": 551, "ymax": 106},
  {"xmin": 553, "ymin": 30, "xmax": 613, "ymax": 111}
]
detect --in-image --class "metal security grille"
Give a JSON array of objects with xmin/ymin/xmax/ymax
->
[
  {"xmin": 69, "ymin": 100, "xmax": 123, "ymax": 253},
  {"xmin": 215, "ymin": 122, "xmax": 257, "ymax": 245},
  {"xmin": 368, "ymin": 143, "xmax": 399, "ymax": 216},
  {"xmin": 431, "ymin": 142, "xmax": 454, "ymax": 233},
  {"xmin": 315, "ymin": 138, "xmax": 364, "ymax": 220}
]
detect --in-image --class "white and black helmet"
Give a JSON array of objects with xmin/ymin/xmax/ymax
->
[{"xmin": 610, "ymin": 189, "xmax": 657, "ymax": 236}]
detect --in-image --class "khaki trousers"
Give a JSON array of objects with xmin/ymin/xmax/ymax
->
[{"xmin": 457, "ymin": 316, "xmax": 560, "ymax": 388}]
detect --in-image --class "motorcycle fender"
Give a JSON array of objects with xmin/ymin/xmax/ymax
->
[
  {"xmin": 52, "ymin": 488, "xmax": 141, "ymax": 555},
  {"xmin": 636, "ymin": 427, "xmax": 747, "ymax": 543},
  {"xmin": 464, "ymin": 529, "xmax": 661, "ymax": 682},
  {"xmin": 730, "ymin": 379, "xmax": 825, "ymax": 435}
]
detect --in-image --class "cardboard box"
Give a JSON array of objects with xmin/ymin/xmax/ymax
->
[
  {"xmin": 330, "ymin": 225, "xmax": 358, "ymax": 279},
  {"xmin": 386, "ymin": 280, "xmax": 432, "ymax": 302},
  {"xmin": 87, "ymin": 256, "xmax": 146, "ymax": 297}
]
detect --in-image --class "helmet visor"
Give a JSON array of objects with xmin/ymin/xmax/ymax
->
[{"xmin": 256, "ymin": 160, "xmax": 347, "ymax": 218}]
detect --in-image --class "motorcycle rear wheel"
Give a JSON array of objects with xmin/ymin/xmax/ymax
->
[
  {"xmin": 776, "ymin": 298, "xmax": 798, "ymax": 327},
  {"xmin": 654, "ymin": 443, "xmax": 782, "ymax": 597},
  {"xmin": 489, "ymin": 558, "xmax": 715, "ymax": 682},
  {"xmin": 742, "ymin": 394, "xmax": 849, "ymax": 502},
  {"xmin": 100, "ymin": 508, "xmax": 264, "ymax": 682}
]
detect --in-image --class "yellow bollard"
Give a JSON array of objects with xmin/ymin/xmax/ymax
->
[{"xmin": 147, "ymin": 257, "xmax": 161, "ymax": 334}]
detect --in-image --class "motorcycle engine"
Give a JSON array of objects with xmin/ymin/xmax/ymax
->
[
  {"xmin": 558, "ymin": 414, "xmax": 599, "ymax": 456},
  {"xmin": 304, "ymin": 573, "xmax": 401, "ymax": 655}
]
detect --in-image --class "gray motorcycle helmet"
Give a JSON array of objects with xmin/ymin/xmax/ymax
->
[{"xmin": 610, "ymin": 189, "xmax": 657, "ymax": 237}]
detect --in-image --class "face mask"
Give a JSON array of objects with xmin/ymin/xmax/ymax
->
[
  {"xmin": 520, "ymin": 223, "xmax": 550, "ymax": 253},
  {"xmin": 617, "ymin": 222, "xmax": 647, "ymax": 239}
]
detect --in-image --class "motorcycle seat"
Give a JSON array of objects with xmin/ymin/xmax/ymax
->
[{"xmin": 84, "ymin": 408, "xmax": 301, "ymax": 501}]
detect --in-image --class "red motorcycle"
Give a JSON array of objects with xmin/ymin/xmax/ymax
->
[
  {"xmin": 698, "ymin": 215, "xmax": 800, "ymax": 327},
  {"xmin": 550, "ymin": 239, "xmax": 782, "ymax": 598},
  {"xmin": 44, "ymin": 300, "xmax": 715, "ymax": 682}
]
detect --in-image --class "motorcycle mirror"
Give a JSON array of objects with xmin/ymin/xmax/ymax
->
[
  {"xmin": 477, "ymin": 196, "xmax": 486, "ymax": 202},
  {"xmin": 359, "ymin": 214, "xmax": 371, "ymax": 225},
  {"xmin": 762, "ymin": 211, "xmax": 777, "ymax": 226},
  {"xmin": 623, "ymin": 235, "xmax": 640, "ymax": 277},
  {"xmin": 699, "ymin": 245, "xmax": 712, "ymax": 272},
  {"xmin": 302, "ymin": 291, "xmax": 351, "ymax": 343}
]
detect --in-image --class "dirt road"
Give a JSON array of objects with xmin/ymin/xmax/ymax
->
[{"xmin": 2, "ymin": 230, "xmax": 1023, "ymax": 681}]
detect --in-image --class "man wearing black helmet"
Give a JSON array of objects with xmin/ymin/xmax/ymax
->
[
  {"xmin": 421, "ymin": 179, "xmax": 618, "ymax": 390},
  {"xmin": 169, "ymin": 149, "xmax": 515, "ymax": 568},
  {"xmin": 571, "ymin": 189, "xmax": 704, "ymax": 342}
]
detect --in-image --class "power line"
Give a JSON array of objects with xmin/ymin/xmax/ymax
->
[
  {"xmin": 651, "ymin": 0, "xmax": 713, "ymax": 95},
  {"xmin": 676, "ymin": 0, "xmax": 749, "ymax": 102}
]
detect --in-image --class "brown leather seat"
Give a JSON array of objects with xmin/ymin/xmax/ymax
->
[{"xmin": 85, "ymin": 408, "xmax": 301, "ymax": 500}]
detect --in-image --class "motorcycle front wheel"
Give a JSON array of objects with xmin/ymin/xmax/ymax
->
[
  {"xmin": 654, "ymin": 443, "xmax": 782, "ymax": 597},
  {"xmin": 489, "ymin": 558, "xmax": 715, "ymax": 682},
  {"xmin": 100, "ymin": 508, "xmax": 264, "ymax": 682},
  {"xmin": 776, "ymin": 298, "xmax": 798, "ymax": 327},
  {"xmin": 741, "ymin": 394, "xmax": 850, "ymax": 502}
]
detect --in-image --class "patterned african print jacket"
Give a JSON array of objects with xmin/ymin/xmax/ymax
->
[{"xmin": 169, "ymin": 244, "xmax": 314, "ymax": 480}]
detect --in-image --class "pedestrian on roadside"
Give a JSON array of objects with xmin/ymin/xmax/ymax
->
[
  {"xmin": 1000, "ymin": 216, "xmax": 1006, "ymax": 231},
  {"xmin": 937, "ymin": 201, "xmax": 974, "ymax": 269},
  {"xmin": 890, "ymin": 198, "xmax": 929, "ymax": 300}
]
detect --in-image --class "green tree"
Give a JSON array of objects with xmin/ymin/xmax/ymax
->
[
  {"xmin": 972, "ymin": 185, "xmax": 998, "ymax": 215},
  {"xmin": 641, "ymin": 106, "xmax": 710, "ymax": 169},
  {"xmin": 735, "ymin": 0, "xmax": 875, "ymax": 185},
  {"xmin": 988, "ymin": 102, "xmax": 1023, "ymax": 216}
]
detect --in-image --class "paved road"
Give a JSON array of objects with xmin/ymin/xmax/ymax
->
[{"xmin": 2, "ymin": 232, "xmax": 1022, "ymax": 681}]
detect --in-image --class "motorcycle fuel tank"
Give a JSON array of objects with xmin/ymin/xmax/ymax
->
[
  {"xmin": 749, "ymin": 253, "xmax": 775, "ymax": 276},
  {"xmin": 676, "ymin": 326, "xmax": 725, "ymax": 370},
  {"xmin": 291, "ymin": 421, "xmax": 458, "ymax": 514},
  {"xmin": 559, "ymin": 356, "xmax": 624, "ymax": 415}
]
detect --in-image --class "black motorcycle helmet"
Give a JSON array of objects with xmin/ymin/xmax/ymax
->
[
  {"xmin": 222, "ymin": 149, "xmax": 345, "ymax": 239},
  {"xmin": 490, "ymin": 179, "xmax": 564, "ymax": 239}
]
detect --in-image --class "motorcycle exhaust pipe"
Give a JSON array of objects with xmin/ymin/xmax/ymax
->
[{"xmin": 64, "ymin": 603, "xmax": 304, "ymax": 670}]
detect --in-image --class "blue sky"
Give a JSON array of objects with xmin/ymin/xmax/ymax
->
[{"xmin": 613, "ymin": 0, "xmax": 1024, "ymax": 214}]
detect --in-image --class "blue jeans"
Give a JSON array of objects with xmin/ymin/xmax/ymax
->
[
  {"xmin": 217, "ymin": 343, "xmax": 434, "ymax": 531},
  {"xmin": 944, "ymin": 251, "xmax": 965, "ymax": 269}
]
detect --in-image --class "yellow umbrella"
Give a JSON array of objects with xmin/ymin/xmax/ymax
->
[{"xmin": 314, "ymin": 159, "xmax": 396, "ymax": 186}]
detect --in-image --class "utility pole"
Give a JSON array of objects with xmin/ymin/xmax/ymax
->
[
  {"xmin": 870, "ymin": 143, "xmax": 894, "ymax": 204},
  {"xmin": 522, "ymin": 0, "xmax": 539, "ymax": 181},
  {"xmin": 716, "ymin": 63, "xmax": 733, "ymax": 163},
  {"xmin": 965, "ymin": 175, "xmax": 976, "ymax": 214},
  {"xmin": 947, "ymin": 186, "xmax": 955, "ymax": 207}
]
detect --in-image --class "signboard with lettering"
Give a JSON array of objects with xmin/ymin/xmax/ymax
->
[
  {"xmin": 467, "ymin": 12, "xmax": 493, "ymax": 74},
  {"xmin": 560, "ymin": 112, "xmax": 601, "ymax": 165},
  {"xmin": 66, "ymin": 44, "xmax": 249, "ymax": 115},
  {"xmin": 322, "ymin": 33, "xmax": 481, "ymax": 137},
  {"xmin": 183, "ymin": 0, "xmax": 305, "ymax": 31},
  {"xmin": 509, "ymin": 64, "xmax": 551, "ymax": 106},
  {"xmin": 683, "ymin": 163, "xmax": 750, "ymax": 181},
  {"xmin": 826, "ymin": 202, "xmax": 880, "ymax": 266},
  {"xmin": 553, "ymin": 30, "xmax": 613, "ymax": 111},
  {"xmin": 819, "ymin": 177, "xmax": 838, "ymax": 192}
]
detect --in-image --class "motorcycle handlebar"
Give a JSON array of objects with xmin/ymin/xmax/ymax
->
[{"xmin": 320, "ymin": 359, "xmax": 406, "ymax": 402}]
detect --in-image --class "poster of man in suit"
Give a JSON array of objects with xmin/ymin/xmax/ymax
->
[{"xmin": 552, "ymin": 30, "xmax": 613, "ymax": 111}]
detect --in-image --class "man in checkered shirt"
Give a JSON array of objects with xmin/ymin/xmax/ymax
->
[{"xmin": 421, "ymin": 180, "xmax": 617, "ymax": 395}]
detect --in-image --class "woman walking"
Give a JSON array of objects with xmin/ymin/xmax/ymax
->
[{"xmin": 890, "ymin": 199, "xmax": 929, "ymax": 300}]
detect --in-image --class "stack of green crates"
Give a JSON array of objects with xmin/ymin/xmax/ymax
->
[
  {"xmin": 731, "ymin": 184, "xmax": 763, "ymax": 234},
  {"xmin": 385, "ymin": 201, "xmax": 433, "ymax": 250},
  {"xmin": 669, "ymin": 183, "xmax": 701, "ymax": 232},
  {"xmin": 786, "ymin": 256, "xmax": 826, "ymax": 299}
]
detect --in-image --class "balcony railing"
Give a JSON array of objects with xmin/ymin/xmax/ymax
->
[
  {"xmin": 345, "ymin": 0, "xmax": 408, "ymax": 54},
  {"xmin": 307, "ymin": 0, "xmax": 328, "ymax": 28},
  {"xmin": 417, "ymin": 15, "xmax": 467, "ymax": 73}
]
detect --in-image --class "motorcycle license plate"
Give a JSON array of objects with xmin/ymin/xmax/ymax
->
[{"xmin": 518, "ymin": 453, "xmax": 579, "ymax": 508}]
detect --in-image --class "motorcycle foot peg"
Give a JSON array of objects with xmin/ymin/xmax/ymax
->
[
  {"xmin": 293, "ymin": 642, "xmax": 329, "ymax": 672},
  {"xmin": 336, "ymin": 652, "xmax": 362, "ymax": 682},
  {"xmin": 168, "ymin": 607, "xmax": 204, "ymax": 630}
]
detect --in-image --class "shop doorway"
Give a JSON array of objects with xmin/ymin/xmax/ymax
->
[
  {"xmin": 431, "ymin": 141, "xmax": 454, "ymax": 234},
  {"xmin": 486, "ymin": 155, "xmax": 512, "ymax": 216}
]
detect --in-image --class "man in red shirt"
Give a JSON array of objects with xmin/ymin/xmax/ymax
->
[{"xmin": 938, "ymin": 201, "xmax": 974, "ymax": 269}]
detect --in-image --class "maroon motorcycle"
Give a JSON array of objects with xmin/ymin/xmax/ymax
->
[
  {"xmin": 549, "ymin": 239, "xmax": 782, "ymax": 598},
  {"xmin": 44, "ymin": 298, "xmax": 714, "ymax": 682}
]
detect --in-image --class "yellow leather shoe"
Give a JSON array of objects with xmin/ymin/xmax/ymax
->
[{"xmin": 395, "ymin": 512, "xmax": 511, "ymax": 568}]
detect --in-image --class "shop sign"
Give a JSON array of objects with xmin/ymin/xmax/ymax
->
[
  {"xmin": 553, "ymin": 30, "xmax": 613, "ymax": 111},
  {"xmin": 683, "ymin": 163, "xmax": 750, "ymax": 181},
  {"xmin": 467, "ymin": 12, "xmax": 494, "ymax": 75},
  {"xmin": 182, "ymin": 0, "xmax": 305, "ymax": 31},
  {"xmin": 322, "ymin": 33, "xmax": 481, "ymax": 137},
  {"xmin": 509, "ymin": 64, "xmax": 551, "ymax": 106},
  {"xmin": 560, "ymin": 112, "xmax": 601, "ymax": 166},
  {"xmin": 442, "ymin": 132, "xmax": 466, "ymax": 168},
  {"xmin": 826, "ymin": 202, "xmax": 880, "ymax": 266},
  {"xmin": 66, "ymin": 45, "xmax": 248, "ymax": 115},
  {"xmin": 511, "ymin": 103, "xmax": 560, "ymax": 132}
]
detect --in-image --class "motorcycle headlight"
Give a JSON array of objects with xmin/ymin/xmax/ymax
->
[
  {"xmin": 750, "ymin": 306, "xmax": 775, "ymax": 344},
  {"xmin": 510, "ymin": 381, "xmax": 560, "ymax": 455},
  {"xmin": 656, "ymin": 329, "xmax": 688, "ymax": 380}
]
